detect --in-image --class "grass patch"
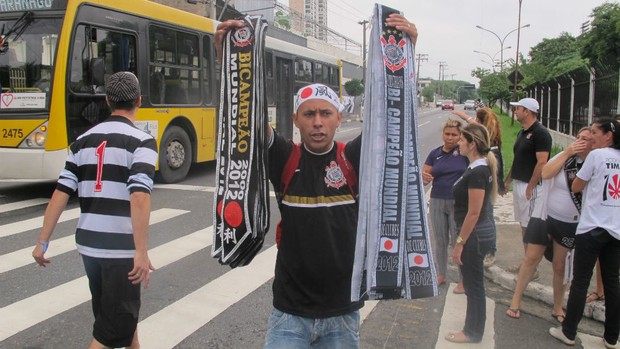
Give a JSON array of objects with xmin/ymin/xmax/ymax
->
[{"xmin": 495, "ymin": 107, "xmax": 522, "ymax": 178}]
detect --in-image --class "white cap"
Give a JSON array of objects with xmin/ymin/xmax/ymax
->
[
  {"xmin": 510, "ymin": 98, "xmax": 539, "ymax": 113},
  {"xmin": 294, "ymin": 84, "xmax": 343, "ymax": 113}
]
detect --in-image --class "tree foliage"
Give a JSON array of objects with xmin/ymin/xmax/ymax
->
[
  {"xmin": 520, "ymin": 33, "xmax": 586, "ymax": 83},
  {"xmin": 580, "ymin": 2, "xmax": 620, "ymax": 65},
  {"xmin": 344, "ymin": 79, "xmax": 364, "ymax": 96},
  {"xmin": 479, "ymin": 71, "xmax": 511, "ymax": 107}
]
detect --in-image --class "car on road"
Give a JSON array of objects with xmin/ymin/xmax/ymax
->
[
  {"xmin": 464, "ymin": 99, "xmax": 476, "ymax": 110},
  {"xmin": 435, "ymin": 99, "xmax": 444, "ymax": 107},
  {"xmin": 441, "ymin": 100, "xmax": 454, "ymax": 110}
]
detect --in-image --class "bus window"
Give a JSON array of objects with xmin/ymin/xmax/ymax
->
[
  {"xmin": 265, "ymin": 51, "xmax": 274, "ymax": 106},
  {"xmin": 314, "ymin": 62, "xmax": 329, "ymax": 84},
  {"xmin": 329, "ymin": 66, "xmax": 339, "ymax": 86},
  {"xmin": 67, "ymin": 25, "xmax": 137, "ymax": 142},
  {"xmin": 0, "ymin": 16, "xmax": 61, "ymax": 111},
  {"xmin": 69, "ymin": 25, "xmax": 136, "ymax": 94},
  {"xmin": 295, "ymin": 58, "xmax": 312, "ymax": 82},
  {"xmin": 202, "ymin": 35, "xmax": 215, "ymax": 105},
  {"xmin": 149, "ymin": 25, "xmax": 200, "ymax": 105}
]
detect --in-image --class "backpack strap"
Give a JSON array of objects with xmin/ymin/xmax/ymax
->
[
  {"xmin": 335, "ymin": 141, "xmax": 358, "ymax": 196},
  {"xmin": 278, "ymin": 141, "xmax": 302, "ymax": 204}
]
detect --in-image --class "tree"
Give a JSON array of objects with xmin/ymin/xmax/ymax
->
[
  {"xmin": 579, "ymin": 2, "xmax": 620, "ymax": 65},
  {"xmin": 478, "ymin": 71, "xmax": 511, "ymax": 107},
  {"xmin": 344, "ymin": 79, "xmax": 364, "ymax": 96},
  {"xmin": 471, "ymin": 67, "xmax": 491, "ymax": 80},
  {"xmin": 273, "ymin": 10, "xmax": 291, "ymax": 30},
  {"xmin": 521, "ymin": 32, "xmax": 586, "ymax": 83}
]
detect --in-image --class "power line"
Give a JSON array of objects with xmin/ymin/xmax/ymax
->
[{"xmin": 328, "ymin": 0, "xmax": 367, "ymax": 18}]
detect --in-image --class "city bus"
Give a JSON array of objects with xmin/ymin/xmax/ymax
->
[{"xmin": 0, "ymin": 0, "xmax": 342, "ymax": 183}]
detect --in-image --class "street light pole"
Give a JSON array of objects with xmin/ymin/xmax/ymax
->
[
  {"xmin": 358, "ymin": 20, "xmax": 368, "ymax": 84},
  {"xmin": 474, "ymin": 46, "xmax": 511, "ymax": 72},
  {"xmin": 512, "ymin": 0, "xmax": 524, "ymax": 125},
  {"xmin": 476, "ymin": 23, "xmax": 530, "ymax": 71}
]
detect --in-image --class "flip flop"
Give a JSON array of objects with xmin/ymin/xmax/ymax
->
[
  {"xmin": 586, "ymin": 292, "xmax": 604, "ymax": 303},
  {"xmin": 445, "ymin": 332, "xmax": 474, "ymax": 343},
  {"xmin": 552, "ymin": 313, "xmax": 565, "ymax": 323},
  {"xmin": 506, "ymin": 308, "xmax": 521, "ymax": 319}
]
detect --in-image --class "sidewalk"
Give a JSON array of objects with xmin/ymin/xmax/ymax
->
[{"xmin": 480, "ymin": 192, "xmax": 606, "ymax": 322}]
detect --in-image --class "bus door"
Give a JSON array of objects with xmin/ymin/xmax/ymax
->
[{"xmin": 275, "ymin": 56, "xmax": 294, "ymax": 140}]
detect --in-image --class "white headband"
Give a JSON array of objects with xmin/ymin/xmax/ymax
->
[{"xmin": 294, "ymin": 84, "xmax": 343, "ymax": 113}]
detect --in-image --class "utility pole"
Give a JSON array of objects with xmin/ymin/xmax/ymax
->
[
  {"xmin": 438, "ymin": 61, "xmax": 447, "ymax": 99},
  {"xmin": 358, "ymin": 20, "xmax": 369, "ymax": 84},
  {"xmin": 415, "ymin": 53, "xmax": 428, "ymax": 90}
]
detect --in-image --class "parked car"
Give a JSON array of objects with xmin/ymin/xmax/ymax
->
[
  {"xmin": 463, "ymin": 99, "xmax": 476, "ymax": 110},
  {"xmin": 441, "ymin": 100, "xmax": 454, "ymax": 110},
  {"xmin": 435, "ymin": 99, "xmax": 444, "ymax": 107}
]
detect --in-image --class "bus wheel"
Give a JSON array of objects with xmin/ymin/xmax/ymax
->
[{"xmin": 158, "ymin": 126, "xmax": 192, "ymax": 183}]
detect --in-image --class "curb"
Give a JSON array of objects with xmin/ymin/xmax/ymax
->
[{"xmin": 482, "ymin": 265, "xmax": 606, "ymax": 323}]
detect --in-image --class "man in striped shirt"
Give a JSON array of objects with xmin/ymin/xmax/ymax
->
[{"xmin": 32, "ymin": 72, "xmax": 158, "ymax": 349}]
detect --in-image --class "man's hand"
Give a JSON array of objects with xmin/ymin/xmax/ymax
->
[
  {"xmin": 32, "ymin": 243, "xmax": 51, "ymax": 267},
  {"xmin": 215, "ymin": 20, "xmax": 246, "ymax": 63},
  {"xmin": 128, "ymin": 252, "xmax": 156, "ymax": 288},
  {"xmin": 386, "ymin": 14, "xmax": 418, "ymax": 46}
]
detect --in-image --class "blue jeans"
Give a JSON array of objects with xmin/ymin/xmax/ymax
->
[
  {"xmin": 263, "ymin": 309, "xmax": 360, "ymax": 349},
  {"xmin": 562, "ymin": 228, "xmax": 620, "ymax": 344},
  {"xmin": 459, "ymin": 230, "xmax": 494, "ymax": 342}
]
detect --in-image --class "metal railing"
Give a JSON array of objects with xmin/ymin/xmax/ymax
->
[{"xmin": 523, "ymin": 59, "xmax": 619, "ymax": 137}]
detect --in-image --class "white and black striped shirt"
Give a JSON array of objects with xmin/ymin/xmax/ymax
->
[{"xmin": 57, "ymin": 116, "xmax": 158, "ymax": 258}]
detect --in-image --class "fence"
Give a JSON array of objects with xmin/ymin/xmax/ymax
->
[{"xmin": 523, "ymin": 59, "xmax": 619, "ymax": 139}]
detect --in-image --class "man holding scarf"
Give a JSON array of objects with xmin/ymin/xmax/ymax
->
[{"xmin": 215, "ymin": 15, "xmax": 417, "ymax": 349}]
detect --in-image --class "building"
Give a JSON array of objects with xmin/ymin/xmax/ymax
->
[{"xmin": 289, "ymin": 0, "xmax": 328, "ymax": 41}]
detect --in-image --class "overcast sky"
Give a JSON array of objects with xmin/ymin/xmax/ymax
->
[{"xmin": 284, "ymin": 0, "xmax": 612, "ymax": 84}]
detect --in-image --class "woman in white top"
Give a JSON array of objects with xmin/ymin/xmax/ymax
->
[
  {"xmin": 541, "ymin": 127, "xmax": 593, "ymax": 323},
  {"xmin": 549, "ymin": 118, "xmax": 620, "ymax": 347}
]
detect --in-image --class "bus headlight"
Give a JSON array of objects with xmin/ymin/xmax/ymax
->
[
  {"xmin": 34, "ymin": 132, "xmax": 46, "ymax": 146},
  {"xmin": 19, "ymin": 122, "xmax": 49, "ymax": 149}
]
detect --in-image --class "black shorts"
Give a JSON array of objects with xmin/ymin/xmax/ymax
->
[
  {"xmin": 523, "ymin": 217, "xmax": 550, "ymax": 246},
  {"xmin": 82, "ymin": 255, "xmax": 141, "ymax": 348},
  {"xmin": 547, "ymin": 216, "xmax": 577, "ymax": 249}
]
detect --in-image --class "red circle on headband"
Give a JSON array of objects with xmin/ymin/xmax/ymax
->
[{"xmin": 300, "ymin": 87, "xmax": 313, "ymax": 99}]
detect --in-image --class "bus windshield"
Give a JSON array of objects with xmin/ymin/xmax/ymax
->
[{"xmin": 0, "ymin": 15, "xmax": 62, "ymax": 113}]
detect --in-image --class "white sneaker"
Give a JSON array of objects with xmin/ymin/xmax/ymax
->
[
  {"xmin": 549, "ymin": 327, "xmax": 575, "ymax": 346},
  {"xmin": 605, "ymin": 339, "xmax": 618, "ymax": 349}
]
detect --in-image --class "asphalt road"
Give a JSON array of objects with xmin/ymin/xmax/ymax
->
[{"xmin": 1, "ymin": 106, "xmax": 605, "ymax": 348}]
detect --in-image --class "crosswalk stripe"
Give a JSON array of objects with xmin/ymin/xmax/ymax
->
[
  {"xmin": 436, "ymin": 283, "xmax": 495, "ymax": 348},
  {"xmin": 0, "ymin": 208, "xmax": 190, "ymax": 274},
  {"xmin": 0, "ymin": 225, "xmax": 211, "ymax": 341},
  {"xmin": 0, "ymin": 208, "xmax": 80, "ymax": 238},
  {"xmin": 0, "ymin": 198, "xmax": 48, "ymax": 213},
  {"xmin": 154, "ymin": 184, "xmax": 277, "ymax": 197},
  {"xmin": 139, "ymin": 245, "xmax": 277, "ymax": 349}
]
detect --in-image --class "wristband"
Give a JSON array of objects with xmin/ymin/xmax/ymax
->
[{"xmin": 38, "ymin": 240, "xmax": 49, "ymax": 253}]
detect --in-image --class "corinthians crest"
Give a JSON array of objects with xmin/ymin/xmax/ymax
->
[
  {"xmin": 381, "ymin": 32, "xmax": 407, "ymax": 73},
  {"xmin": 325, "ymin": 161, "xmax": 347, "ymax": 189},
  {"xmin": 232, "ymin": 27, "xmax": 253, "ymax": 47}
]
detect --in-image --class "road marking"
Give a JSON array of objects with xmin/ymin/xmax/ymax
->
[
  {"xmin": 139, "ymin": 245, "xmax": 277, "ymax": 348},
  {"xmin": 0, "ymin": 208, "xmax": 189, "ymax": 274},
  {"xmin": 0, "ymin": 198, "xmax": 49, "ymax": 213},
  {"xmin": 436, "ymin": 283, "xmax": 495, "ymax": 348},
  {"xmin": 418, "ymin": 121, "xmax": 430, "ymax": 127},
  {"xmin": 0, "ymin": 225, "xmax": 212, "ymax": 341},
  {"xmin": 338, "ymin": 126, "xmax": 362, "ymax": 134},
  {"xmin": 155, "ymin": 184, "xmax": 277, "ymax": 197},
  {"xmin": 0, "ymin": 208, "xmax": 80, "ymax": 238}
]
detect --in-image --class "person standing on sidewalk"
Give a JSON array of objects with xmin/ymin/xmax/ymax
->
[
  {"xmin": 423, "ymin": 119, "xmax": 468, "ymax": 293},
  {"xmin": 506, "ymin": 127, "xmax": 593, "ymax": 322},
  {"xmin": 446, "ymin": 124, "xmax": 498, "ymax": 343},
  {"xmin": 503, "ymin": 98, "xmax": 551, "ymax": 265},
  {"xmin": 31, "ymin": 72, "xmax": 158, "ymax": 349},
  {"xmin": 453, "ymin": 107, "xmax": 505, "ymax": 267},
  {"xmin": 549, "ymin": 118, "xmax": 620, "ymax": 348}
]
